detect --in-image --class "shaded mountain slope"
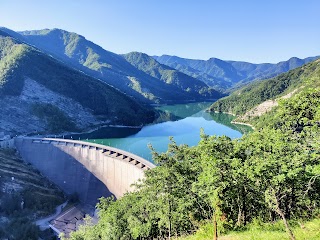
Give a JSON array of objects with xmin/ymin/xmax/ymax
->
[
  {"xmin": 123, "ymin": 52, "xmax": 222, "ymax": 99},
  {"xmin": 0, "ymin": 32, "xmax": 155, "ymax": 135}
]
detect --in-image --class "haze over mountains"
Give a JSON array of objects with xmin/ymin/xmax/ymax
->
[{"xmin": 154, "ymin": 54, "xmax": 319, "ymax": 91}]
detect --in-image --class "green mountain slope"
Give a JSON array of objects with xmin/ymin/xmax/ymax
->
[
  {"xmin": 0, "ymin": 34, "xmax": 30, "ymax": 95},
  {"xmin": 0, "ymin": 32, "xmax": 155, "ymax": 135},
  {"xmin": 11, "ymin": 28, "xmax": 221, "ymax": 103},
  {"xmin": 154, "ymin": 55, "xmax": 319, "ymax": 91},
  {"xmin": 208, "ymin": 59, "xmax": 320, "ymax": 117},
  {"xmin": 123, "ymin": 52, "xmax": 222, "ymax": 99}
]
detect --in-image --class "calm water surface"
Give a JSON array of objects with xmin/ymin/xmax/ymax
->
[{"xmin": 68, "ymin": 102, "xmax": 251, "ymax": 162}]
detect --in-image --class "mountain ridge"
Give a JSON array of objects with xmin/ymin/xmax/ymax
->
[
  {"xmin": 2, "ymin": 27, "xmax": 317, "ymax": 98},
  {"xmin": 10, "ymin": 28, "xmax": 222, "ymax": 103},
  {"xmin": 122, "ymin": 52, "xmax": 220, "ymax": 99},
  {"xmin": 154, "ymin": 54, "xmax": 320, "ymax": 91}
]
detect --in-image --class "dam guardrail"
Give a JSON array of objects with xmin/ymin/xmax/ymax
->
[
  {"xmin": 26, "ymin": 137, "xmax": 155, "ymax": 171},
  {"xmin": 14, "ymin": 137, "xmax": 156, "ymax": 202}
]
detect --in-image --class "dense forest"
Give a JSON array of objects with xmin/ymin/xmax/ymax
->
[{"xmin": 66, "ymin": 85, "xmax": 320, "ymax": 238}]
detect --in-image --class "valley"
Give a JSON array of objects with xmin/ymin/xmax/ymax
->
[{"xmin": 0, "ymin": 26, "xmax": 315, "ymax": 137}]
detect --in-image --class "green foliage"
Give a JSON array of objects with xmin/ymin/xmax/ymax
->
[
  {"xmin": 69, "ymin": 86, "xmax": 320, "ymax": 239},
  {"xmin": 22, "ymin": 187, "xmax": 64, "ymax": 214},
  {"xmin": 7, "ymin": 217, "xmax": 40, "ymax": 240},
  {"xmin": 0, "ymin": 193, "xmax": 22, "ymax": 214},
  {"xmin": 209, "ymin": 59, "xmax": 320, "ymax": 116},
  {"xmin": 0, "ymin": 150, "xmax": 65, "ymax": 217},
  {"xmin": 180, "ymin": 218, "xmax": 320, "ymax": 240},
  {"xmin": 31, "ymin": 103, "xmax": 78, "ymax": 133},
  {"xmin": 0, "ymin": 37, "xmax": 30, "ymax": 96},
  {"xmin": 21, "ymin": 49, "xmax": 155, "ymax": 125},
  {"xmin": 254, "ymin": 88, "xmax": 320, "ymax": 131},
  {"xmin": 68, "ymin": 141, "xmax": 208, "ymax": 240},
  {"xmin": 0, "ymin": 215, "xmax": 40, "ymax": 239}
]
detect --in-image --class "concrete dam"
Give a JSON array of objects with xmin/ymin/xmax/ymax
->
[{"xmin": 14, "ymin": 137, "xmax": 155, "ymax": 205}]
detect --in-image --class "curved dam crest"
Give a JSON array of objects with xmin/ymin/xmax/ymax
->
[{"xmin": 14, "ymin": 137, "xmax": 155, "ymax": 205}]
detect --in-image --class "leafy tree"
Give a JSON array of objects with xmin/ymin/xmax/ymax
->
[{"xmin": 68, "ymin": 88, "xmax": 320, "ymax": 240}]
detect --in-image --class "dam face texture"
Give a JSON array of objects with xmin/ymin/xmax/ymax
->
[{"xmin": 15, "ymin": 138, "xmax": 155, "ymax": 206}]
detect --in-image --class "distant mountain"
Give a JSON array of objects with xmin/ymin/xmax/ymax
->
[
  {"xmin": 8, "ymin": 28, "xmax": 221, "ymax": 103},
  {"xmin": 0, "ymin": 30, "xmax": 155, "ymax": 135},
  {"xmin": 154, "ymin": 55, "xmax": 319, "ymax": 91},
  {"xmin": 208, "ymin": 58, "xmax": 320, "ymax": 117},
  {"xmin": 153, "ymin": 55, "xmax": 238, "ymax": 90}
]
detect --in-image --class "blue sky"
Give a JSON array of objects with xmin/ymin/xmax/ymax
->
[{"xmin": 0, "ymin": 0, "xmax": 319, "ymax": 63}]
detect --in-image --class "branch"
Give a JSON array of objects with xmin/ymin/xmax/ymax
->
[{"xmin": 304, "ymin": 175, "xmax": 320, "ymax": 197}]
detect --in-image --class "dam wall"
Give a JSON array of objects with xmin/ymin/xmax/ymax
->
[{"xmin": 14, "ymin": 137, "xmax": 155, "ymax": 205}]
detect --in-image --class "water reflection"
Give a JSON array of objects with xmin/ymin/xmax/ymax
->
[{"xmin": 64, "ymin": 102, "xmax": 251, "ymax": 161}]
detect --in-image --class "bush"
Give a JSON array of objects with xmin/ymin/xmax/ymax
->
[
  {"xmin": 0, "ymin": 194, "xmax": 22, "ymax": 215},
  {"xmin": 31, "ymin": 103, "xmax": 78, "ymax": 133}
]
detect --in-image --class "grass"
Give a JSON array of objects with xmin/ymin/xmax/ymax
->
[{"xmin": 180, "ymin": 218, "xmax": 320, "ymax": 240}]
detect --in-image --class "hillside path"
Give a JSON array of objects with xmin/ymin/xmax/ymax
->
[{"xmin": 35, "ymin": 201, "xmax": 68, "ymax": 230}]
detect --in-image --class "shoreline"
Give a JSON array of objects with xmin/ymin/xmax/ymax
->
[
  {"xmin": 24, "ymin": 103, "xmax": 255, "ymax": 139},
  {"xmin": 231, "ymin": 120, "xmax": 255, "ymax": 130},
  {"xmin": 208, "ymin": 110, "xmax": 255, "ymax": 130},
  {"xmin": 27, "ymin": 123, "xmax": 143, "ymax": 139},
  {"xmin": 28, "ymin": 101, "xmax": 215, "ymax": 138}
]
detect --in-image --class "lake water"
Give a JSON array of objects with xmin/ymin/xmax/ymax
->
[{"xmin": 66, "ymin": 102, "xmax": 251, "ymax": 162}]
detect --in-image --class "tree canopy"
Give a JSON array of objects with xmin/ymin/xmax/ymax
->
[{"xmin": 67, "ymin": 87, "xmax": 320, "ymax": 240}]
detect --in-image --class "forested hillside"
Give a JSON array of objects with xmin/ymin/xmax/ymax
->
[
  {"xmin": 66, "ymin": 72, "xmax": 320, "ymax": 239},
  {"xmin": 1, "ymin": 27, "xmax": 316, "ymax": 104},
  {"xmin": 0, "ymin": 32, "xmax": 155, "ymax": 135},
  {"xmin": 208, "ymin": 59, "xmax": 320, "ymax": 118},
  {"xmin": 10, "ymin": 28, "xmax": 222, "ymax": 103},
  {"xmin": 123, "ymin": 52, "xmax": 221, "ymax": 99}
]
